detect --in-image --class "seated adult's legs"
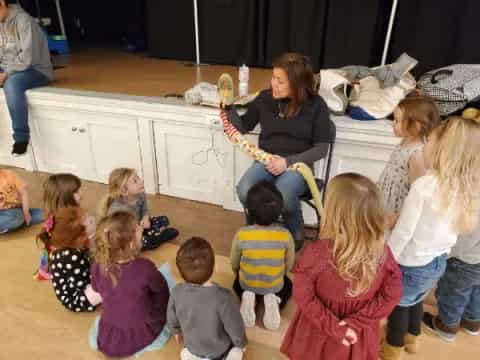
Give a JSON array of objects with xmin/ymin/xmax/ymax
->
[{"xmin": 3, "ymin": 68, "xmax": 50, "ymax": 145}]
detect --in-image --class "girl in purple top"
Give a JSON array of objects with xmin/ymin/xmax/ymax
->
[{"xmin": 91, "ymin": 211, "xmax": 170, "ymax": 358}]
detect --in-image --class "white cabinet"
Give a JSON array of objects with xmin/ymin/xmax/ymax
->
[
  {"xmin": 329, "ymin": 116, "xmax": 398, "ymax": 182},
  {"xmin": 30, "ymin": 106, "xmax": 142, "ymax": 183},
  {"xmin": 30, "ymin": 107, "xmax": 90, "ymax": 178},
  {"xmin": 153, "ymin": 120, "xmax": 225, "ymax": 205},
  {"xmin": 82, "ymin": 113, "xmax": 143, "ymax": 183},
  {"xmin": 0, "ymin": 89, "xmax": 399, "ymax": 218}
]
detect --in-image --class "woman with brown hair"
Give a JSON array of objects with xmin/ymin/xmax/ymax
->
[{"xmin": 230, "ymin": 53, "xmax": 334, "ymax": 249}]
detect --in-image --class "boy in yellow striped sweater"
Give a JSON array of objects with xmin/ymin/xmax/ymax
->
[{"xmin": 230, "ymin": 181, "xmax": 295, "ymax": 331}]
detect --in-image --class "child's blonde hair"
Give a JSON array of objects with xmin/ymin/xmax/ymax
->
[
  {"xmin": 43, "ymin": 174, "xmax": 81, "ymax": 216},
  {"xmin": 431, "ymin": 109, "xmax": 480, "ymax": 234},
  {"xmin": 397, "ymin": 96, "xmax": 441, "ymax": 139},
  {"xmin": 98, "ymin": 168, "xmax": 136, "ymax": 217},
  {"xmin": 93, "ymin": 211, "xmax": 140, "ymax": 285},
  {"xmin": 321, "ymin": 173, "xmax": 386, "ymax": 297}
]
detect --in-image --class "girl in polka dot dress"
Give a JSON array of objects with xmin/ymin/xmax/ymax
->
[
  {"xmin": 378, "ymin": 97, "xmax": 440, "ymax": 224},
  {"xmin": 36, "ymin": 206, "xmax": 102, "ymax": 312},
  {"xmin": 35, "ymin": 174, "xmax": 96, "ymax": 280}
]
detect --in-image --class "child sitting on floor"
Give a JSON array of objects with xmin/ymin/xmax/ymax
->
[
  {"xmin": 230, "ymin": 181, "xmax": 295, "ymax": 331},
  {"xmin": 35, "ymin": 173, "xmax": 95, "ymax": 280},
  {"xmin": 99, "ymin": 168, "xmax": 178, "ymax": 251},
  {"xmin": 36, "ymin": 206, "xmax": 101, "ymax": 312},
  {"xmin": 0, "ymin": 168, "xmax": 43, "ymax": 234},
  {"xmin": 90, "ymin": 211, "xmax": 170, "ymax": 358},
  {"xmin": 168, "ymin": 237, "xmax": 247, "ymax": 360}
]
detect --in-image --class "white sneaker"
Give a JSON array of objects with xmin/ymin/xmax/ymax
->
[
  {"xmin": 225, "ymin": 347, "xmax": 245, "ymax": 360},
  {"xmin": 263, "ymin": 294, "xmax": 281, "ymax": 331},
  {"xmin": 180, "ymin": 348, "xmax": 206, "ymax": 360},
  {"xmin": 240, "ymin": 291, "xmax": 256, "ymax": 327}
]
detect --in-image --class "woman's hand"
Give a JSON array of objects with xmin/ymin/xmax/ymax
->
[{"xmin": 266, "ymin": 155, "xmax": 287, "ymax": 176}]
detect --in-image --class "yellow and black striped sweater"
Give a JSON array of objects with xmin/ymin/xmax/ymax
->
[{"xmin": 230, "ymin": 225, "xmax": 295, "ymax": 295}]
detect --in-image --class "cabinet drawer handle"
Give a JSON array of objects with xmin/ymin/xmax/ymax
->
[
  {"xmin": 79, "ymin": 128, "xmax": 86, "ymax": 133},
  {"xmin": 72, "ymin": 127, "xmax": 77, "ymax": 132}
]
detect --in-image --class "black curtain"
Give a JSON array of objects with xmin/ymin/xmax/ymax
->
[
  {"xmin": 198, "ymin": 0, "xmax": 268, "ymax": 66},
  {"xmin": 322, "ymin": 0, "xmax": 391, "ymax": 68},
  {"xmin": 388, "ymin": 0, "xmax": 480, "ymax": 76},
  {"xmin": 146, "ymin": 0, "xmax": 389, "ymax": 70},
  {"xmin": 146, "ymin": 0, "xmax": 195, "ymax": 61},
  {"xmin": 264, "ymin": 0, "xmax": 329, "ymax": 72}
]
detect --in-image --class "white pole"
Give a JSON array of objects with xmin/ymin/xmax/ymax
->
[
  {"xmin": 193, "ymin": 0, "xmax": 200, "ymax": 65},
  {"xmin": 381, "ymin": 0, "xmax": 399, "ymax": 66},
  {"xmin": 55, "ymin": 0, "xmax": 67, "ymax": 38}
]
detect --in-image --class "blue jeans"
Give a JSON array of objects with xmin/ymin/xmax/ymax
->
[
  {"xmin": 237, "ymin": 161, "xmax": 308, "ymax": 241},
  {"xmin": 0, "ymin": 208, "xmax": 44, "ymax": 234},
  {"xmin": 2, "ymin": 68, "xmax": 50, "ymax": 143},
  {"xmin": 436, "ymin": 257, "xmax": 480, "ymax": 326},
  {"xmin": 398, "ymin": 254, "xmax": 448, "ymax": 306}
]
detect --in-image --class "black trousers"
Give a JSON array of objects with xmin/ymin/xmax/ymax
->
[
  {"xmin": 386, "ymin": 301, "xmax": 424, "ymax": 347},
  {"xmin": 232, "ymin": 272, "xmax": 292, "ymax": 310}
]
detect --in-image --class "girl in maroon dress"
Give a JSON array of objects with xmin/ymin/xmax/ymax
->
[{"xmin": 281, "ymin": 173, "xmax": 402, "ymax": 360}]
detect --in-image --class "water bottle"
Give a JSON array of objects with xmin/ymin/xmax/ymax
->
[{"xmin": 238, "ymin": 64, "xmax": 249, "ymax": 97}]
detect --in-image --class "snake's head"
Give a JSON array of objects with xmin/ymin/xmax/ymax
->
[{"xmin": 218, "ymin": 73, "xmax": 234, "ymax": 108}]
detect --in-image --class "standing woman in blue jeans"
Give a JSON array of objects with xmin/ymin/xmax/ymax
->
[
  {"xmin": 0, "ymin": 0, "xmax": 53, "ymax": 155},
  {"xmin": 227, "ymin": 53, "xmax": 334, "ymax": 250}
]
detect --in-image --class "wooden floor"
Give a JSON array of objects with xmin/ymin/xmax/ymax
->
[
  {"xmin": 51, "ymin": 46, "xmax": 272, "ymax": 98},
  {"xmin": 1, "ymin": 168, "xmax": 479, "ymax": 359}
]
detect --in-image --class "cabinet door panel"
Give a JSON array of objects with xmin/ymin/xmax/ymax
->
[
  {"xmin": 30, "ymin": 108, "xmax": 89, "ymax": 178},
  {"xmin": 85, "ymin": 116, "xmax": 142, "ymax": 183},
  {"xmin": 154, "ymin": 122, "xmax": 224, "ymax": 205}
]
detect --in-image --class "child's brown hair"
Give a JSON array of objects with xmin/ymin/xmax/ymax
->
[
  {"xmin": 43, "ymin": 174, "xmax": 81, "ymax": 216},
  {"xmin": 93, "ymin": 211, "xmax": 141, "ymax": 284},
  {"xmin": 36, "ymin": 206, "xmax": 87, "ymax": 252},
  {"xmin": 176, "ymin": 237, "xmax": 215, "ymax": 285},
  {"xmin": 397, "ymin": 96, "xmax": 441, "ymax": 139}
]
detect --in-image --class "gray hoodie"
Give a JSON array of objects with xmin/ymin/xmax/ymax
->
[{"xmin": 0, "ymin": 4, "xmax": 53, "ymax": 80}]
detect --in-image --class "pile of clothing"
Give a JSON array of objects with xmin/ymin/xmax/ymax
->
[
  {"xmin": 318, "ymin": 53, "xmax": 417, "ymax": 120},
  {"xmin": 319, "ymin": 55, "xmax": 480, "ymax": 120}
]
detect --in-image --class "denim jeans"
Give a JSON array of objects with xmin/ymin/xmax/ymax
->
[
  {"xmin": 2, "ymin": 68, "xmax": 50, "ymax": 143},
  {"xmin": 0, "ymin": 207, "xmax": 44, "ymax": 234},
  {"xmin": 398, "ymin": 254, "xmax": 448, "ymax": 306},
  {"xmin": 236, "ymin": 161, "xmax": 308, "ymax": 241},
  {"xmin": 436, "ymin": 257, "xmax": 480, "ymax": 326}
]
